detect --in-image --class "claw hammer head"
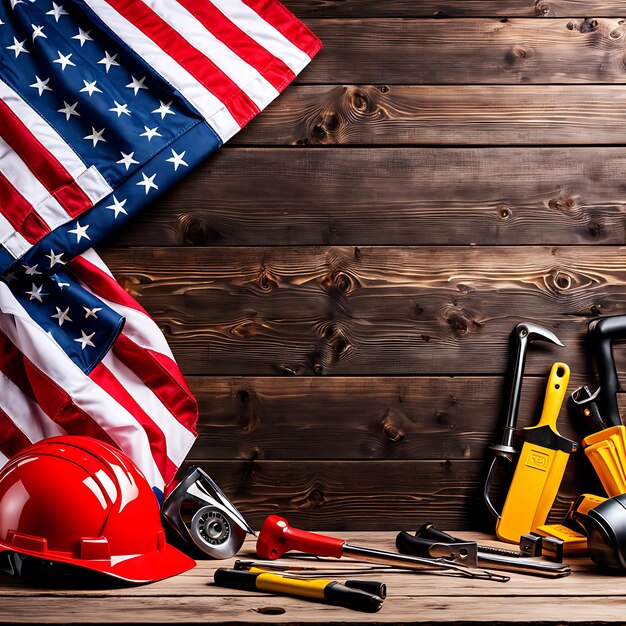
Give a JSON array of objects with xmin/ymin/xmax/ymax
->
[{"xmin": 515, "ymin": 323, "xmax": 564, "ymax": 350}]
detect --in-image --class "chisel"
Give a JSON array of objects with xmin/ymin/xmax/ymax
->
[{"xmin": 496, "ymin": 363, "xmax": 578, "ymax": 544}]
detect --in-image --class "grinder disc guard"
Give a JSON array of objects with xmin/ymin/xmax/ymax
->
[{"xmin": 162, "ymin": 466, "xmax": 254, "ymax": 559}]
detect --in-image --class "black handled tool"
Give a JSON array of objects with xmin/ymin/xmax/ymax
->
[
  {"xmin": 397, "ymin": 525, "xmax": 571, "ymax": 578},
  {"xmin": 483, "ymin": 323, "xmax": 565, "ymax": 518},
  {"xmin": 413, "ymin": 522, "xmax": 525, "ymax": 558},
  {"xmin": 394, "ymin": 534, "xmax": 478, "ymax": 566},
  {"xmin": 572, "ymin": 315, "xmax": 626, "ymax": 431}
]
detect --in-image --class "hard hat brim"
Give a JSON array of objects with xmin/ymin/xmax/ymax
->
[{"xmin": 0, "ymin": 540, "xmax": 196, "ymax": 584}]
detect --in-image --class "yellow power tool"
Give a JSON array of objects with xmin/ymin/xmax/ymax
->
[{"xmin": 496, "ymin": 363, "xmax": 578, "ymax": 544}]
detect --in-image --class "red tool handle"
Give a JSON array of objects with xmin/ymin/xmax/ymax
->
[{"xmin": 256, "ymin": 515, "xmax": 345, "ymax": 559}]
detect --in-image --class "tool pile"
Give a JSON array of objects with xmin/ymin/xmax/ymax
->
[
  {"xmin": 5, "ymin": 315, "xmax": 626, "ymax": 613},
  {"xmin": 211, "ymin": 314, "xmax": 626, "ymax": 610},
  {"xmin": 483, "ymin": 315, "xmax": 626, "ymax": 569}
]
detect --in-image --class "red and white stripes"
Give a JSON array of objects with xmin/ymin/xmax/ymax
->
[
  {"xmin": 0, "ymin": 78, "xmax": 111, "ymax": 260},
  {"xmin": 82, "ymin": 0, "xmax": 320, "ymax": 142},
  {"xmin": 0, "ymin": 249, "xmax": 197, "ymax": 493}
]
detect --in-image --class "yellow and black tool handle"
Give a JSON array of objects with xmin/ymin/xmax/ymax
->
[
  {"xmin": 214, "ymin": 568, "xmax": 384, "ymax": 612},
  {"xmin": 496, "ymin": 363, "xmax": 577, "ymax": 543}
]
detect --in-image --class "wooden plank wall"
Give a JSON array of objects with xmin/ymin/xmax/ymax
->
[{"xmin": 101, "ymin": 1, "xmax": 626, "ymax": 530}]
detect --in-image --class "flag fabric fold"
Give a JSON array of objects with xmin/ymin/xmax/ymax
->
[{"xmin": 0, "ymin": 0, "xmax": 320, "ymax": 495}]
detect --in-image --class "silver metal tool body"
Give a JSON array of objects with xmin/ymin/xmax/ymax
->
[
  {"xmin": 162, "ymin": 466, "xmax": 254, "ymax": 559},
  {"xmin": 341, "ymin": 544, "xmax": 509, "ymax": 582},
  {"xmin": 475, "ymin": 553, "xmax": 570, "ymax": 577}
]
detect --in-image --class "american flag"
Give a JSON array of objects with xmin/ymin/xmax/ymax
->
[{"xmin": 0, "ymin": 0, "xmax": 320, "ymax": 497}]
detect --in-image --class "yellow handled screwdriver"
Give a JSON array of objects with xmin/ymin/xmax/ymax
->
[{"xmin": 214, "ymin": 567, "xmax": 384, "ymax": 612}]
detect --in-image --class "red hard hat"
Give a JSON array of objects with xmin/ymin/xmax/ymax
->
[{"xmin": 0, "ymin": 436, "xmax": 195, "ymax": 583}]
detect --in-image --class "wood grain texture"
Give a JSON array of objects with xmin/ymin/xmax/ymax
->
[
  {"xmin": 188, "ymin": 375, "xmax": 588, "ymax": 461},
  {"xmin": 191, "ymin": 459, "xmax": 583, "ymax": 530},
  {"xmin": 109, "ymin": 148, "xmax": 626, "ymax": 247},
  {"xmin": 194, "ymin": 459, "xmax": 485, "ymax": 530},
  {"xmin": 297, "ymin": 18, "xmax": 626, "ymax": 84},
  {"xmin": 6, "ymin": 595, "xmax": 626, "ymax": 624},
  {"xmin": 101, "ymin": 246, "xmax": 626, "ymax": 376},
  {"xmin": 232, "ymin": 85, "xmax": 626, "ymax": 146},
  {"xmin": 282, "ymin": 1, "xmax": 626, "ymax": 18}
]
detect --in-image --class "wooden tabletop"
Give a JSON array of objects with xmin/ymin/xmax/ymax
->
[{"xmin": 1, "ymin": 532, "xmax": 623, "ymax": 624}]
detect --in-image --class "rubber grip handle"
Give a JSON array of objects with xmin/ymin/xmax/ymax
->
[
  {"xmin": 589, "ymin": 316, "xmax": 626, "ymax": 428},
  {"xmin": 256, "ymin": 515, "xmax": 345, "ymax": 560},
  {"xmin": 396, "ymin": 532, "xmax": 436, "ymax": 557},
  {"xmin": 535, "ymin": 363, "xmax": 570, "ymax": 431}
]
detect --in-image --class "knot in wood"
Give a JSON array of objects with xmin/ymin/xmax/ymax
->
[
  {"xmin": 237, "ymin": 388, "xmax": 260, "ymax": 433},
  {"xmin": 230, "ymin": 320, "xmax": 261, "ymax": 339},
  {"xmin": 308, "ymin": 487, "xmax": 325, "ymax": 504},
  {"xmin": 551, "ymin": 269, "xmax": 573, "ymax": 291},
  {"xmin": 179, "ymin": 213, "xmax": 220, "ymax": 245},
  {"xmin": 567, "ymin": 18, "xmax": 599, "ymax": 33},
  {"xmin": 581, "ymin": 18, "xmax": 599, "ymax": 32},
  {"xmin": 382, "ymin": 420, "xmax": 405, "ymax": 443},
  {"xmin": 447, "ymin": 312, "xmax": 469, "ymax": 337},
  {"xmin": 333, "ymin": 271, "xmax": 356, "ymax": 294},
  {"xmin": 256, "ymin": 267, "xmax": 277, "ymax": 291},
  {"xmin": 312, "ymin": 124, "xmax": 327, "ymax": 140},
  {"xmin": 350, "ymin": 89, "xmax": 370, "ymax": 112},
  {"xmin": 346, "ymin": 86, "xmax": 379, "ymax": 117},
  {"xmin": 309, "ymin": 112, "xmax": 341, "ymax": 143},
  {"xmin": 498, "ymin": 207, "xmax": 512, "ymax": 220},
  {"xmin": 333, "ymin": 336, "xmax": 349, "ymax": 355},
  {"xmin": 548, "ymin": 195, "xmax": 575, "ymax": 213},
  {"xmin": 587, "ymin": 221, "xmax": 603, "ymax": 241}
]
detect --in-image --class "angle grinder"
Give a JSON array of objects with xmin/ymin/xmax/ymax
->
[{"xmin": 162, "ymin": 466, "xmax": 254, "ymax": 559}]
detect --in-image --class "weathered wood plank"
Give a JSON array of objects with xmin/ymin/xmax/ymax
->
[
  {"xmin": 232, "ymin": 85, "xmax": 626, "ymax": 146},
  {"xmin": 187, "ymin": 459, "xmax": 583, "ymax": 530},
  {"xmin": 101, "ymin": 246, "xmax": 624, "ymax": 376},
  {"xmin": 191, "ymin": 460, "xmax": 484, "ymax": 530},
  {"xmin": 297, "ymin": 19, "xmax": 626, "ymax": 85},
  {"xmin": 6, "ymin": 592, "xmax": 624, "ymax": 626},
  {"xmin": 282, "ymin": 1, "xmax": 626, "ymax": 18},
  {"xmin": 6, "ymin": 594, "xmax": 626, "ymax": 624},
  {"xmin": 108, "ymin": 148, "xmax": 626, "ymax": 247},
  {"xmin": 188, "ymin": 375, "xmax": 588, "ymax": 461}
]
